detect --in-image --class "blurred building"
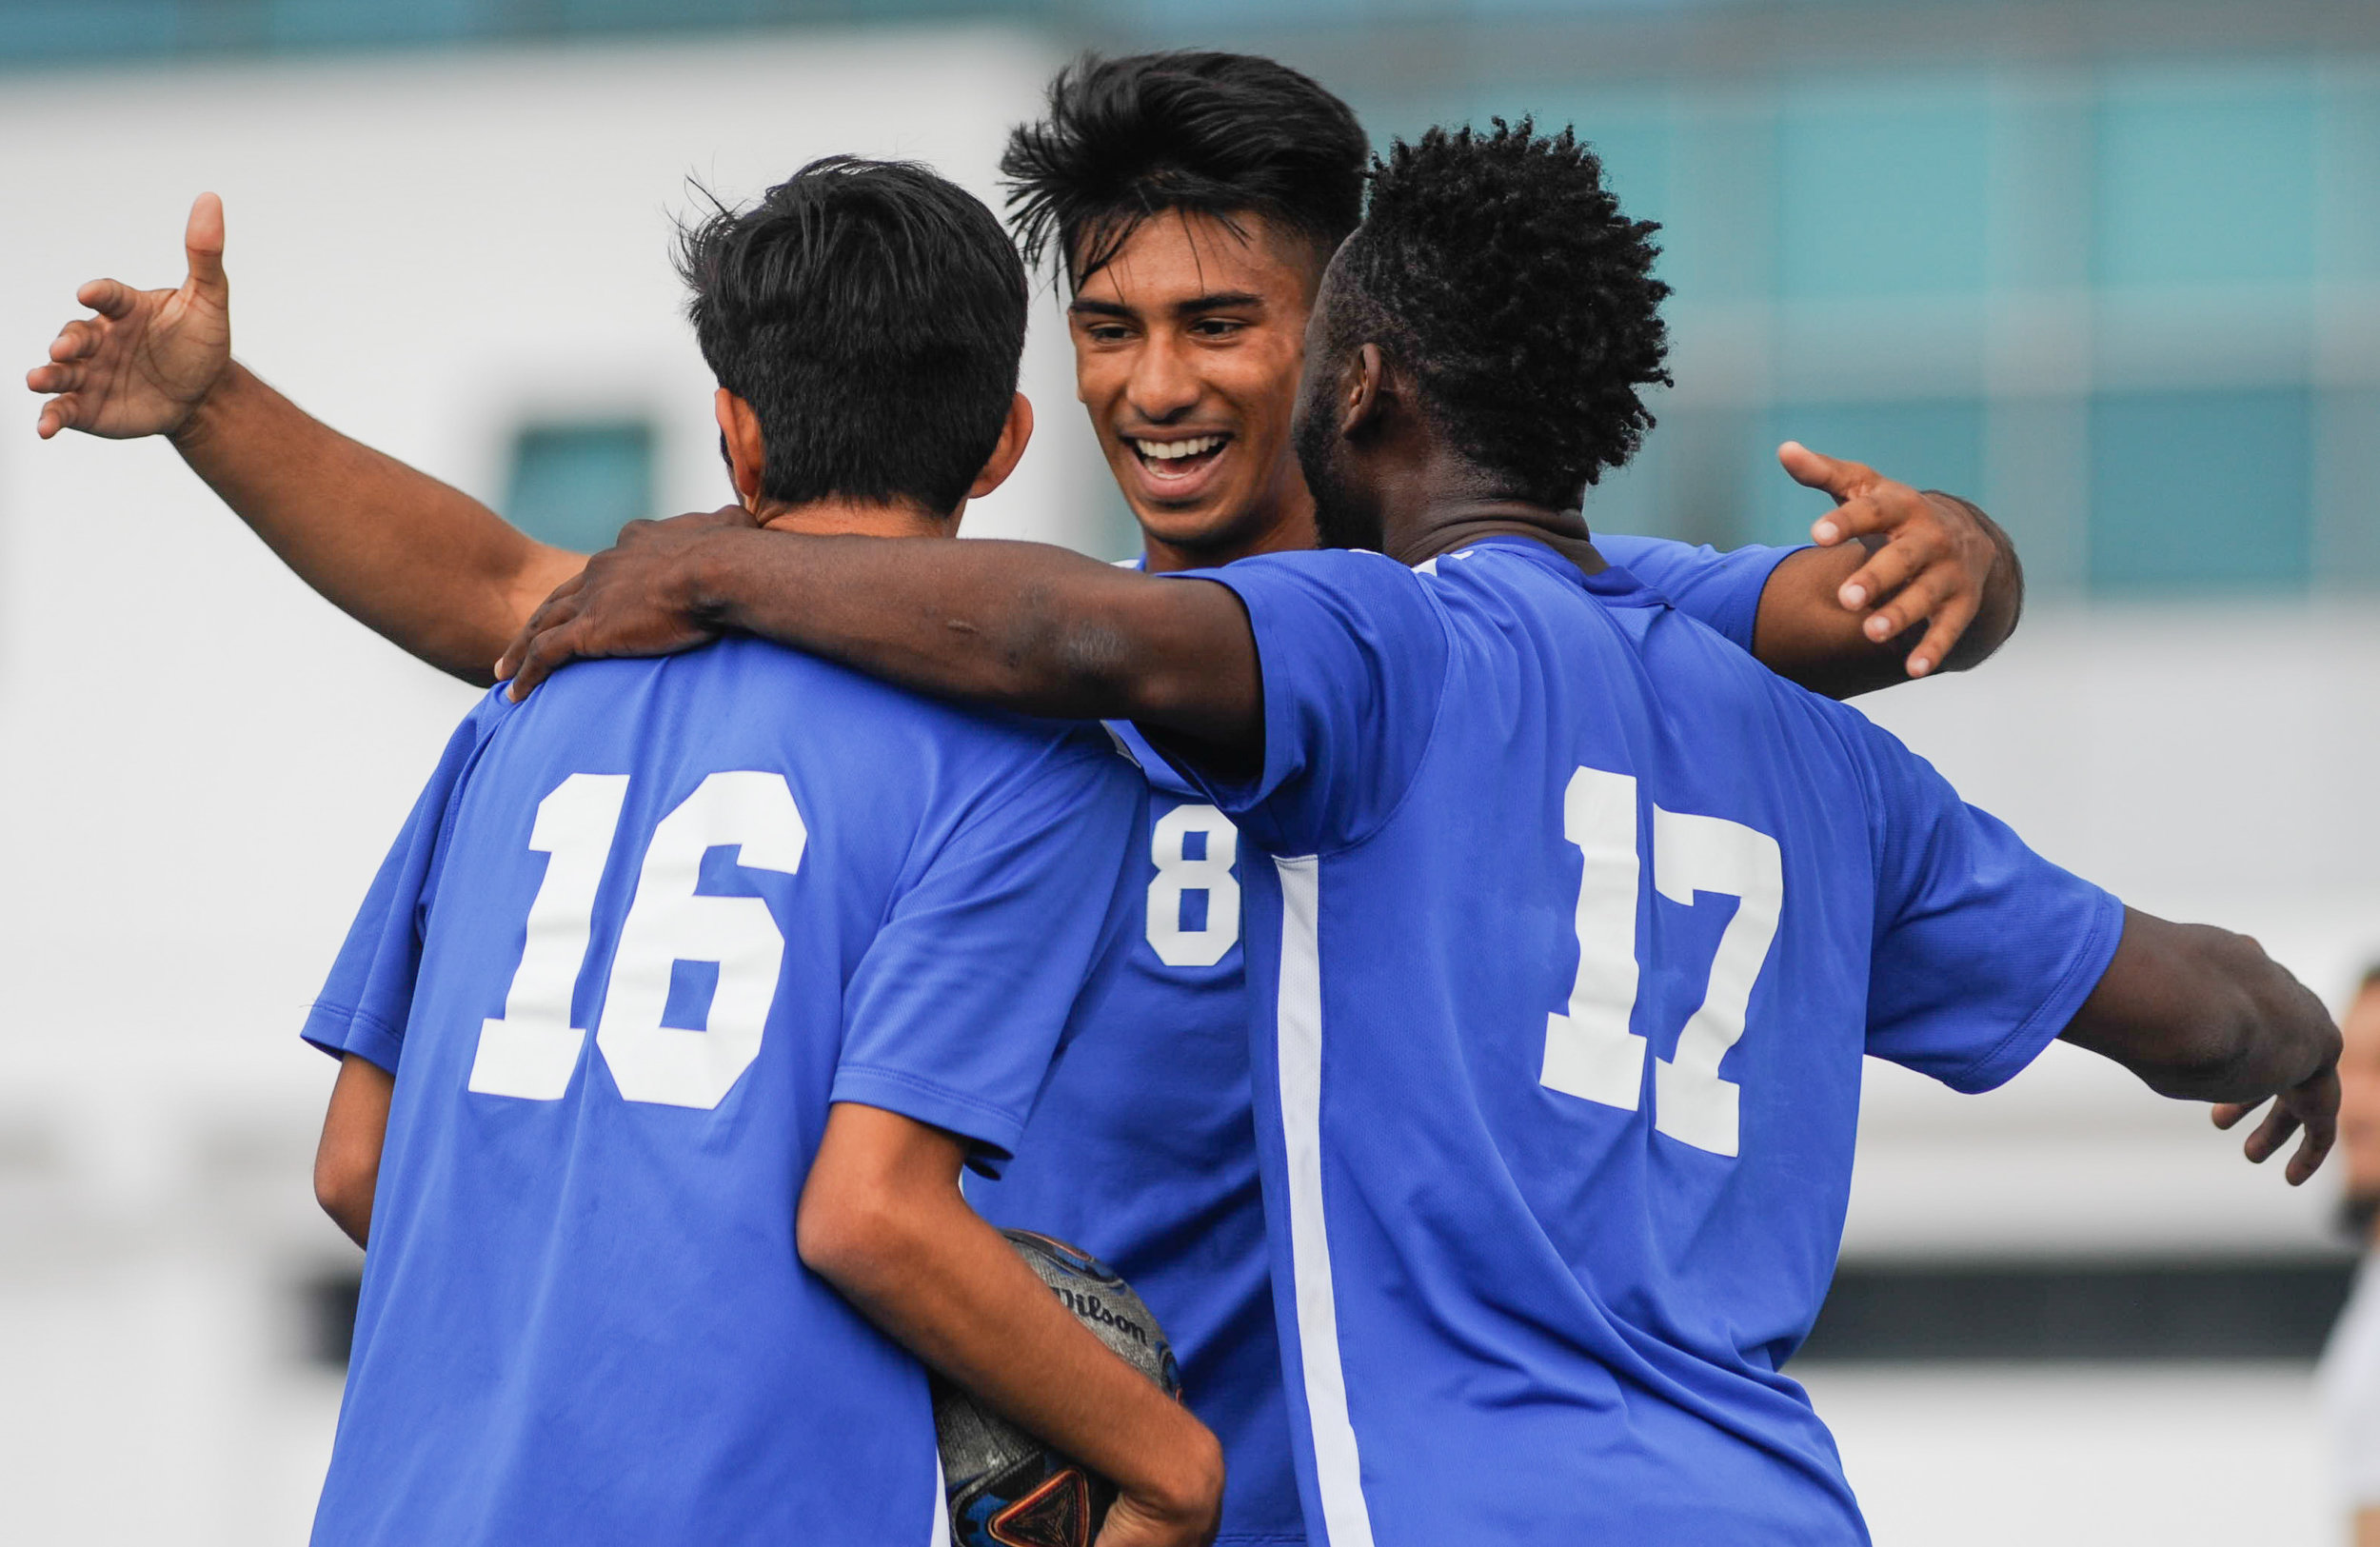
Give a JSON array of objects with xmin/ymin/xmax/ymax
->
[{"xmin": 2, "ymin": 2, "xmax": 2377, "ymax": 1543}]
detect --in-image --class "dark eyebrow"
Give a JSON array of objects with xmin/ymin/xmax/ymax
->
[{"xmin": 1068, "ymin": 290, "xmax": 1269, "ymax": 321}]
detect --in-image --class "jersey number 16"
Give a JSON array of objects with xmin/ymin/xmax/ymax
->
[{"xmin": 468, "ymin": 770, "xmax": 807, "ymax": 1112}]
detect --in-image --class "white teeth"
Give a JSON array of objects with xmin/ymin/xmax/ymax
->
[{"xmin": 1131, "ymin": 435, "xmax": 1224, "ymax": 462}]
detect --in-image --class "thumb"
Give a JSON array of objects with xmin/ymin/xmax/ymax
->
[
  {"xmin": 1776, "ymin": 441, "xmax": 1873, "ymax": 503},
  {"xmin": 184, "ymin": 192, "xmax": 228, "ymax": 298}
]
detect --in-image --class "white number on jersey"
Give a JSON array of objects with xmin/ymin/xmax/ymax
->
[
  {"xmin": 1538, "ymin": 765, "xmax": 1784, "ymax": 1158},
  {"xmin": 1145, "ymin": 802, "xmax": 1240, "ymax": 968},
  {"xmin": 468, "ymin": 771, "xmax": 807, "ymax": 1111}
]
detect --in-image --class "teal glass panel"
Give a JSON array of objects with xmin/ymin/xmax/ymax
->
[
  {"xmin": 1775, "ymin": 84, "xmax": 1991, "ymax": 297},
  {"xmin": 267, "ymin": 0, "xmax": 480, "ymax": 46},
  {"xmin": 2094, "ymin": 74, "xmax": 2316, "ymax": 286},
  {"xmin": 2088, "ymin": 388, "xmax": 2311, "ymax": 593},
  {"xmin": 0, "ymin": 1, "xmax": 185, "ymax": 60},
  {"xmin": 505, "ymin": 423, "xmax": 656, "ymax": 555},
  {"xmin": 1750, "ymin": 400, "xmax": 1985, "ymax": 546}
]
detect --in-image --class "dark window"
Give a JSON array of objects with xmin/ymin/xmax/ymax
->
[
  {"xmin": 1800, "ymin": 1258, "xmax": 2353, "ymax": 1363},
  {"xmin": 504, "ymin": 421, "xmax": 656, "ymax": 556}
]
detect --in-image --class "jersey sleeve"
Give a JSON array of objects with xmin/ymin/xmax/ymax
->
[
  {"xmin": 1591, "ymin": 533, "xmax": 1804, "ymax": 653},
  {"xmin": 832, "ymin": 732, "xmax": 1143, "ymax": 1177},
  {"xmin": 1157, "ymin": 548, "xmax": 1452, "ymax": 857},
  {"xmin": 301, "ymin": 693, "xmax": 512, "ymax": 1074},
  {"xmin": 1854, "ymin": 718, "xmax": 2126, "ymax": 1092}
]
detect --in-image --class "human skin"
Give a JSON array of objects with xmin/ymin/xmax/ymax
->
[
  {"xmin": 307, "ymin": 393, "xmax": 1223, "ymax": 1547},
  {"xmin": 30, "ymin": 195, "xmax": 2014, "ymax": 697}
]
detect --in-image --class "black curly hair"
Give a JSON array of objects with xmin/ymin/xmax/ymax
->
[
  {"xmin": 1001, "ymin": 50, "xmax": 1368, "ymax": 288},
  {"xmin": 1324, "ymin": 119, "xmax": 1672, "ymax": 507}
]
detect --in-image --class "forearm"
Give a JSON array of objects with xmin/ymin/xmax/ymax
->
[
  {"xmin": 314, "ymin": 1054, "xmax": 393, "ymax": 1248},
  {"xmin": 799, "ymin": 1109, "xmax": 1220, "ymax": 1523},
  {"xmin": 681, "ymin": 528, "xmax": 1258, "ymax": 746},
  {"xmin": 2061, "ymin": 909, "xmax": 2338, "ymax": 1101},
  {"xmin": 174, "ymin": 363, "xmax": 579, "ymax": 684}
]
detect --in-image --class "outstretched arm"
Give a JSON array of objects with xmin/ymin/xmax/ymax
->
[
  {"xmin": 498, "ymin": 518, "xmax": 1263, "ymax": 759},
  {"xmin": 800, "ymin": 1103, "xmax": 1223, "ymax": 1547},
  {"xmin": 1750, "ymin": 444, "xmax": 2022, "ymax": 699},
  {"xmin": 2059, "ymin": 908, "xmax": 2341, "ymax": 1184},
  {"xmin": 27, "ymin": 194, "xmax": 580, "ymax": 684}
]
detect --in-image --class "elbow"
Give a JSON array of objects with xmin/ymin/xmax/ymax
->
[
  {"xmin": 313, "ymin": 1153, "xmax": 374, "ymax": 1244},
  {"xmin": 796, "ymin": 1174, "xmax": 923, "ymax": 1299}
]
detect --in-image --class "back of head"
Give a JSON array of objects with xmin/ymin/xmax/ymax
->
[
  {"xmin": 1002, "ymin": 50, "xmax": 1368, "ymax": 287},
  {"xmin": 678, "ymin": 156, "xmax": 1027, "ymax": 514},
  {"xmin": 1324, "ymin": 120, "xmax": 1674, "ymax": 508}
]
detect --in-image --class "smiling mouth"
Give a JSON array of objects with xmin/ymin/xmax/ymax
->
[{"xmin": 1129, "ymin": 433, "xmax": 1231, "ymax": 482}]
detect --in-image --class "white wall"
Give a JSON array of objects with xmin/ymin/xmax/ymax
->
[{"xmin": 2, "ymin": 30, "xmax": 2376, "ymax": 1547}]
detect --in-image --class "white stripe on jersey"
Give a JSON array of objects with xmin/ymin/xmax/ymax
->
[{"xmin": 1275, "ymin": 855, "xmax": 1378, "ymax": 1547}]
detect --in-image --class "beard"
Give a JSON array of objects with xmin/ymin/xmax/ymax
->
[{"xmin": 1293, "ymin": 389, "xmax": 1380, "ymax": 552}]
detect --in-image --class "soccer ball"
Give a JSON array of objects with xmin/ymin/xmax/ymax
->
[{"xmin": 933, "ymin": 1230, "xmax": 1183, "ymax": 1547}]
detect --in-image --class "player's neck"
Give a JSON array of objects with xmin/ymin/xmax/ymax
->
[
  {"xmin": 1373, "ymin": 447, "xmax": 1598, "ymax": 572},
  {"xmin": 751, "ymin": 497, "xmax": 953, "ymax": 541}
]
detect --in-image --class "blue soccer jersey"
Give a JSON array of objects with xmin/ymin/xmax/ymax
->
[
  {"xmin": 969, "ymin": 537, "xmax": 1798, "ymax": 1545},
  {"xmin": 1166, "ymin": 538, "xmax": 2122, "ymax": 1546},
  {"xmin": 300, "ymin": 638, "xmax": 1143, "ymax": 1547}
]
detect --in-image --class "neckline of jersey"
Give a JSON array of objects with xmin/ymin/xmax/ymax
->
[{"xmin": 1444, "ymin": 533, "xmax": 1664, "ymax": 607}]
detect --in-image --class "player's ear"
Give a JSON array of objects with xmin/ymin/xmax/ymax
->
[
  {"xmin": 714, "ymin": 387, "xmax": 766, "ymax": 508},
  {"xmin": 965, "ymin": 392, "xmax": 1035, "ymax": 500},
  {"xmin": 1340, "ymin": 343, "xmax": 1389, "ymax": 439}
]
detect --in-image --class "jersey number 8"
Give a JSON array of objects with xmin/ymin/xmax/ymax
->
[
  {"xmin": 468, "ymin": 770, "xmax": 807, "ymax": 1111},
  {"xmin": 1539, "ymin": 765, "xmax": 1783, "ymax": 1159}
]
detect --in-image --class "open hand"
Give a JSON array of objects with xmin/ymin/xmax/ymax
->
[
  {"xmin": 496, "ymin": 506, "xmax": 761, "ymax": 698},
  {"xmin": 29, "ymin": 193, "xmax": 232, "ymax": 441},
  {"xmin": 2211, "ymin": 1062, "xmax": 2340, "ymax": 1186},
  {"xmin": 1777, "ymin": 441, "xmax": 2009, "ymax": 679}
]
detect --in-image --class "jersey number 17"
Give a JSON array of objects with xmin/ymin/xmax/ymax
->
[{"xmin": 1539, "ymin": 765, "xmax": 1783, "ymax": 1159}]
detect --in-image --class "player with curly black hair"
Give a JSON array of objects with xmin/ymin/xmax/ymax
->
[
  {"xmin": 1301, "ymin": 118, "xmax": 1672, "ymax": 543},
  {"xmin": 499, "ymin": 116, "xmax": 2338, "ymax": 1547}
]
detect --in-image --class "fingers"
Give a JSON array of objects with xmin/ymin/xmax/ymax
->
[
  {"xmin": 185, "ymin": 192, "xmax": 228, "ymax": 296},
  {"xmin": 49, "ymin": 318, "xmax": 104, "ymax": 363},
  {"xmin": 495, "ymin": 586, "xmax": 581, "ymax": 685},
  {"xmin": 1900, "ymin": 593, "xmax": 1979, "ymax": 679},
  {"xmin": 74, "ymin": 277, "xmax": 140, "ymax": 321},
  {"xmin": 2286, "ymin": 1069, "xmax": 2341, "ymax": 1186},
  {"xmin": 1776, "ymin": 441, "xmax": 1878, "ymax": 504},
  {"xmin": 27, "ymin": 360, "xmax": 80, "ymax": 396},
  {"xmin": 2240, "ymin": 1100, "xmax": 2302, "ymax": 1167},
  {"xmin": 504, "ymin": 620, "xmax": 579, "ymax": 703},
  {"xmin": 33, "ymin": 393, "xmax": 79, "ymax": 439},
  {"xmin": 1835, "ymin": 536, "xmax": 1923, "ymax": 616},
  {"xmin": 2211, "ymin": 1101, "xmax": 2258, "ymax": 1131},
  {"xmin": 1857, "ymin": 554, "xmax": 1962, "ymax": 645}
]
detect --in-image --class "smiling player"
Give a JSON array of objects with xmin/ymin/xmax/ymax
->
[
  {"xmin": 37, "ymin": 52, "xmax": 2023, "ymax": 1547},
  {"xmin": 489, "ymin": 120, "xmax": 2341, "ymax": 1546}
]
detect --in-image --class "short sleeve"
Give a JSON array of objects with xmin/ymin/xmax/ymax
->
[
  {"xmin": 1855, "ymin": 719, "xmax": 2125, "ymax": 1093},
  {"xmin": 1158, "ymin": 548, "xmax": 1451, "ymax": 857},
  {"xmin": 301, "ymin": 694, "xmax": 512, "ymax": 1073},
  {"xmin": 833, "ymin": 733, "xmax": 1143, "ymax": 1176},
  {"xmin": 1592, "ymin": 534, "xmax": 1804, "ymax": 653}
]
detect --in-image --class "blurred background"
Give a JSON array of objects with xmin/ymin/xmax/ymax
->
[{"xmin": 3, "ymin": 0, "xmax": 2377, "ymax": 1541}]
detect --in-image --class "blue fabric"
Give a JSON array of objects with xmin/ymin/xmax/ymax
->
[
  {"xmin": 972, "ymin": 537, "xmax": 1788, "ymax": 1545},
  {"xmin": 302, "ymin": 638, "xmax": 1142, "ymax": 1547},
  {"xmin": 1593, "ymin": 533, "xmax": 1803, "ymax": 652},
  {"xmin": 1171, "ymin": 537, "xmax": 2122, "ymax": 1546}
]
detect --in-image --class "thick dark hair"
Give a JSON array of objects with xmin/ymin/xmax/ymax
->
[
  {"xmin": 1001, "ymin": 50, "xmax": 1368, "ymax": 287},
  {"xmin": 1327, "ymin": 119, "xmax": 1673, "ymax": 506},
  {"xmin": 676, "ymin": 156, "xmax": 1027, "ymax": 513}
]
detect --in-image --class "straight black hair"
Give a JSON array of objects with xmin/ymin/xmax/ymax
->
[
  {"xmin": 676, "ymin": 156, "xmax": 1027, "ymax": 513},
  {"xmin": 1002, "ymin": 50, "xmax": 1368, "ymax": 288}
]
